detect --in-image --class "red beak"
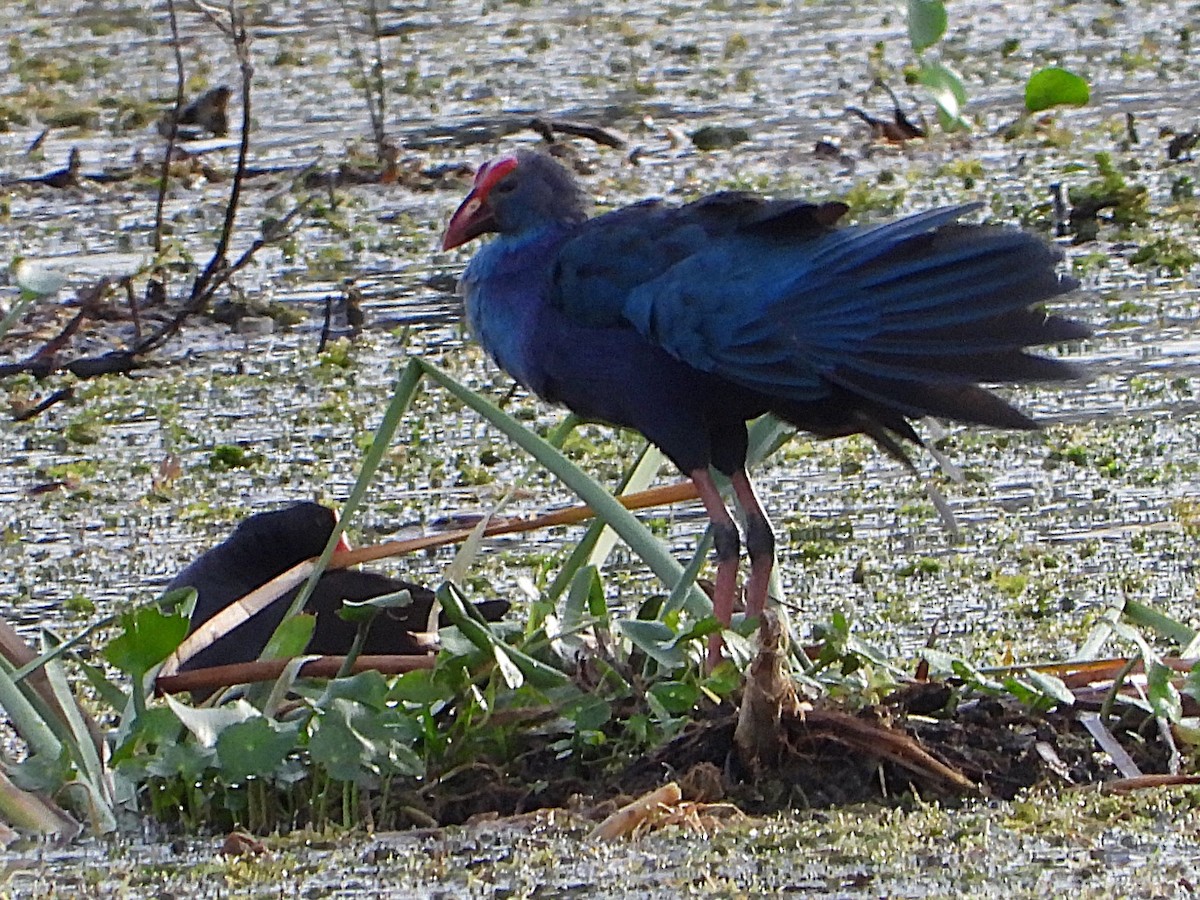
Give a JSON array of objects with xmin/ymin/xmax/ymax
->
[
  {"xmin": 441, "ymin": 155, "xmax": 520, "ymax": 250},
  {"xmin": 442, "ymin": 193, "xmax": 495, "ymax": 250},
  {"xmin": 329, "ymin": 507, "xmax": 352, "ymax": 555}
]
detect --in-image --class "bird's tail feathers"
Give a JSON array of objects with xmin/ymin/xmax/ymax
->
[{"xmin": 795, "ymin": 208, "xmax": 1090, "ymax": 420}]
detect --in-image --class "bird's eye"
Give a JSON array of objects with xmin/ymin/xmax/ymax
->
[{"xmin": 492, "ymin": 178, "xmax": 516, "ymax": 194}]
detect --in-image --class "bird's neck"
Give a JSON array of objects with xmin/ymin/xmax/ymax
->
[{"xmin": 460, "ymin": 223, "xmax": 575, "ymax": 392}]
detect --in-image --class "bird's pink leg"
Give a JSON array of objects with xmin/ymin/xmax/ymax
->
[
  {"xmin": 689, "ymin": 468, "xmax": 740, "ymax": 669},
  {"xmin": 731, "ymin": 471, "xmax": 774, "ymax": 620}
]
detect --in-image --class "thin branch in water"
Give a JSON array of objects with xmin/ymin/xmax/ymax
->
[
  {"xmin": 529, "ymin": 117, "xmax": 626, "ymax": 149},
  {"xmin": 12, "ymin": 388, "xmax": 74, "ymax": 422},
  {"xmin": 122, "ymin": 277, "xmax": 142, "ymax": 345},
  {"xmin": 340, "ymin": 0, "xmax": 391, "ymax": 165},
  {"xmin": 319, "ymin": 292, "xmax": 334, "ymax": 353},
  {"xmin": 199, "ymin": 1, "xmax": 254, "ymax": 298},
  {"xmin": 135, "ymin": 0, "xmax": 256, "ymax": 356},
  {"xmin": 154, "ymin": 0, "xmax": 186, "ymax": 255}
]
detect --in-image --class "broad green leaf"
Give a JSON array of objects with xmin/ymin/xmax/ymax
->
[
  {"xmin": 323, "ymin": 669, "xmax": 391, "ymax": 709},
  {"xmin": 648, "ymin": 681, "xmax": 700, "ymax": 716},
  {"xmin": 1123, "ymin": 599, "xmax": 1196, "ymax": 648},
  {"xmin": 159, "ymin": 587, "xmax": 198, "ymax": 618},
  {"xmin": 1000, "ymin": 676, "xmax": 1037, "ymax": 707},
  {"xmin": 1147, "ymin": 661, "xmax": 1183, "ymax": 723},
  {"xmin": 1024, "ymin": 670, "xmax": 1076, "ymax": 707},
  {"xmin": 338, "ymin": 589, "xmax": 413, "ymax": 624},
  {"xmin": 216, "ymin": 718, "xmax": 298, "ymax": 782},
  {"xmin": 564, "ymin": 693, "xmax": 612, "ymax": 732},
  {"xmin": 143, "ymin": 740, "xmax": 216, "ymax": 782},
  {"xmin": 308, "ymin": 699, "xmax": 380, "ymax": 782},
  {"xmin": 437, "ymin": 583, "xmax": 519, "ymax": 688},
  {"xmin": 918, "ymin": 61, "xmax": 970, "ymax": 131},
  {"xmin": 907, "ymin": 0, "xmax": 947, "ymax": 53},
  {"xmin": 437, "ymin": 626, "xmax": 480, "ymax": 658},
  {"xmin": 702, "ymin": 661, "xmax": 742, "ymax": 700},
  {"xmin": 103, "ymin": 607, "xmax": 189, "ymax": 680},
  {"xmin": 110, "ymin": 706, "xmax": 182, "ymax": 765},
  {"xmin": 438, "ymin": 583, "xmax": 568, "ymax": 689},
  {"xmin": 389, "ymin": 669, "xmax": 453, "ymax": 706},
  {"xmin": 309, "ymin": 698, "xmax": 424, "ymax": 782},
  {"xmin": 1025, "ymin": 66, "xmax": 1090, "ymax": 112},
  {"xmin": 9, "ymin": 749, "xmax": 72, "ymax": 794},
  {"xmin": 918, "ymin": 648, "xmax": 965, "ymax": 679}
]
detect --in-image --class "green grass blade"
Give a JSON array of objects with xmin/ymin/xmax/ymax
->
[
  {"xmin": 273, "ymin": 357, "xmax": 427, "ymax": 641},
  {"xmin": 662, "ymin": 525, "xmax": 714, "ymax": 618},
  {"xmin": 746, "ymin": 414, "xmax": 794, "ymax": 467},
  {"xmin": 418, "ymin": 360, "xmax": 711, "ymax": 617},
  {"xmin": 0, "ymin": 663, "xmax": 61, "ymax": 760},
  {"xmin": 39, "ymin": 635, "xmax": 116, "ymax": 832},
  {"xmin": 445, "ymin": 489, "xmax": 514, "ymax": 588},
  {"xmin": 1123, "ymin": 599, "xmax": 1197, "ymax": 648},
  {"xmin": 9, "ymin": 609, "xmax": 125, "ymax": 685},
  {"xmin": 544, "ymin": 442, "xmax": 663, "ymax": 605},
  {"xmin": 75, "ymin": 657, "xmax": 128, "ymax": 711},
  {"xmin": 585, "ymin": 444, "xmax": 666, "ymax": 569}
]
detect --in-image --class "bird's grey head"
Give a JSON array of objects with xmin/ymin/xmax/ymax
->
[{"xmin": 442, "ymin": 150, "xmax": 589, "ymax": 249}]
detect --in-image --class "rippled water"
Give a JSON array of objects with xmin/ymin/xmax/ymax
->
[
  {"xmin": 1, "ymin": 0, "xmax": 1199, "ymax": 892},
  {"xmin": 2, "ymin": 0, "xmax": 1198, "ymax": 662}
]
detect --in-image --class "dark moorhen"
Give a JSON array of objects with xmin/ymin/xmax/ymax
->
[{"xmin": 167, "ymin": 501, "xmax": 508, "ymax": 671}]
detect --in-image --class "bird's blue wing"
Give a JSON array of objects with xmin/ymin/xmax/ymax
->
[{"xmin": 552, "ymin": 198, "xmax": 1082, "ymax": 408}]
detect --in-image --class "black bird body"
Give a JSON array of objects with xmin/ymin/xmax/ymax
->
[{"xmin": 168, "ymin": 502, "xmax": 507, "ymax": 671}]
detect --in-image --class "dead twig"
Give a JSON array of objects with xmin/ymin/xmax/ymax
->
[
  {"xmin": 319, "ymin": 293, "xmax": 335, "ymax": 353},
  {"xmin": 155, "ymin": 653, "xmax": 436, "ymax": 696},
  {"xmin": 794, "ymin": 708, "xmax": 976, "ymax": 793},
  {"xmin": 12, "ymin": 388, "xmax": 73, "ymax": 422},
  {"xmin": 331, "ymin": 480, "xmax": 701, "ymax": 570},
  {"xmin": 1101, "ymin": 774, "xmax": 1200, "ymax": 794},
  {"xmin": 589, "ymin": 782, "xmax": 682, "ymax": 841},
  {"xmin": 529, "ymin": 117, "xmax": 626, "ymax": 149},
  {"xmin": 340, "ymin": 0, "xmax": 392, "ymax": 166},
  {"xmin": 154, "ymin": 0, "xmax": 186, "ymax": 255},
  {"xmin": 135, "ymin": 0, "xmax": 255, "ymax": 356},
  {"xmin": 122, "ymin": 277, "xmax": 143, "ymax": 345}
]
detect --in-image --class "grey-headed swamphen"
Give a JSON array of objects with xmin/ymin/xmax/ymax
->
[{"xmin": 442, "ymin": 151, "xmax": 1089, "ymax": 666}]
